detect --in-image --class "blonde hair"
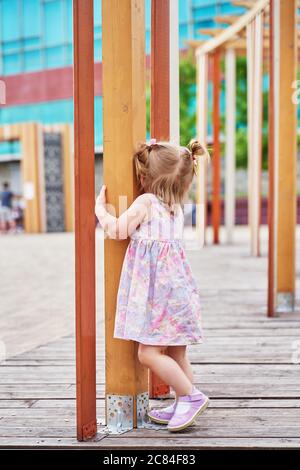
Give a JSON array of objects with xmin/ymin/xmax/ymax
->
[{"xmin": 133, "ymin": 139, "xmax": 210, "ymax": 208}]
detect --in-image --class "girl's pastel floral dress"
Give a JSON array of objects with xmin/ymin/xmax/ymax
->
[{"xmin": 113, "ymin": 193, "xmax": 203, "ymax": 345}]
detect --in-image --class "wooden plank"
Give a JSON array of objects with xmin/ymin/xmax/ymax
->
[
  {"xmin": 73, "ymin": 0, "xmax": 96, "ymax": 441},
  {"xmin": 0, "ymin": 436, "xmax": 300, "ymax": 449},
  {"xmin": 102, "ymin": 0, "xmax": 148, "ymax": 425},
  {"xmin": 1, "ymin": 398, "xmax": 300, "ymax": 410},
  {"xmin": 149, "ymin": 0, "xmax": 171, "ymax": 399}
]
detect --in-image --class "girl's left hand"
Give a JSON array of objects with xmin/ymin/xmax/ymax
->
[{"xmin": 96, "ymin": 185, "xmax": 107, "ymax": 206}]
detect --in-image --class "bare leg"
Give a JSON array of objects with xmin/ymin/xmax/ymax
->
[
  {"xmin": 138, "ymin": 344, "xmax": 193, "ymax": 397},
  {"xmin": 167, "ymin": 346, "xmax": 194, "ymax": 384}
]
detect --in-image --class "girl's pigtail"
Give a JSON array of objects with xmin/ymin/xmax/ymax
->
[
  {"xmin": 188, "ymin": 139, "xmax": 210, "ymax": 163},
  {"xmin": 133, "ymin": 142, "xmax": 151, "ymax": 187}
]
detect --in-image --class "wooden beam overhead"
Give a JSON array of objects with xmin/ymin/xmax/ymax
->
[
  {"xmin": 188, "ymin": 37, "xmax": 300, "ymax": 52},
  {"xmin": 214, "ymin": 15, "xmax": 242, "ymax": 25},
  {"xmin": 196, "ymin": 0, "xmax": 269, "ymax": 56},
  {"xmin": 232, "ymin": 0, "xmax": 256, "ymax": 8}
]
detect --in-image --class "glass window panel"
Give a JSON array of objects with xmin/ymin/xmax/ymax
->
[
  {"xmin": 45, "ymin": 46, "xmax": 64, "ymax": 68},
  {"xmin": 179, "ymin": 24, "xmax": 188, "ymax": 48},
  {"xmin": 3, "ymin": 53, "xmax": 22, "ymax": 75},
  {"xmin": 95, "ymin": 97, "xmax": 103, "ymax": 148},
  {"xmin": 65, "ymin": 45, "xmax": 73, "ymax": 65},
  {"xmin": 66, "ymin": 0, "xmax": 73, "ymax": 43},
  {"xmin": 23, "ymin": 37, "xmax": 41, "ymax": 49},
  {"xmin": 179, "ymin": 0, "xmax": 189, "ymax": 22},
  {"xmin": 145, "ymin": 30, "xmax": 151, "ymax": 55},
  {"xmin": 94, "ymin": 39, "xmax": 101, "ymax": 62},
  {"xmin": 44, "ymin": 0, "xmax": 64, "ymax": 46},
  {"xmin": 2, "ymin": 0, "xmax": 20, "ymax": 41},
  {"xmin": 24, "ymin": 49, "xmax": 42, "ymax": 72},
  {"xmin": 2, "ymin": 40, "xmax": 21, "ymax": 53},
  {"xmin": 94, "ymin": 0, "xmax": 101, "ymax": 26},
  {"xmin": 0, "ymin": 140, "xmax": 21, "ymax": 156},
  {"xmin": 23, "ymin": 0, "xmax": 41, "ymax": 37},
  {"xmin": 145, "ymin": 0, "xmax": 151, "ymax": 30}
]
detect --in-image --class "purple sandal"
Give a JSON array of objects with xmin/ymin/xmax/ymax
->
[
  {"xmin": 167, "ymin": 390, "xmax": 209, "ymax": 432},
  {"xmin": 147, "ymin": 401, "xmax": 177, "ymax": 424}
]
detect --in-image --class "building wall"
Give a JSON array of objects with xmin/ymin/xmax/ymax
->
[
  {"xmin": 0, "ymin": 0, "xmax": 245, "ymax": 151},
  {"xmin": 0, "ymin": 1, "xmax": 244, "ymax": 76},
  {"xmin": 0, "ymin": 1, "xmax": 246, "ymax": 232}
]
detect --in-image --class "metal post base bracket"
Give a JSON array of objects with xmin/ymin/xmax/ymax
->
[
  {"xmin": 106, "ymin": 394, "xmax": 133, "ymax": 434},
  {"xmin": 276, "ymin": 292, "xmax": 294, "ymax": 313},
  {"xmin": 99, "ymin": 393, "xmax": 166, "ymax": 435}
]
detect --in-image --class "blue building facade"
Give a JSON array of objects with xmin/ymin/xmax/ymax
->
[{"xmin": 0, "ymin": 0, "xmax": 245, "ymax": 153}]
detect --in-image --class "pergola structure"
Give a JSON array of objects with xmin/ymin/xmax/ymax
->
[
  {"xmin": 189, "ymin": 0, "xmax": 298, "ymax": 317},
  {"xmin": 73, "ymin": 0, "xmax": 298, "ymax": 442}
]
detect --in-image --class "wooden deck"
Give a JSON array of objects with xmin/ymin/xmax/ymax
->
[{"xmin": 1, "ymin": 228, "xmax": 300, "ymax": 449}]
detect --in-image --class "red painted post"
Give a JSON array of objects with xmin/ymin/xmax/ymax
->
[
  {"xmin": 267, "ymin": 2, "xmax": 275, "ymax": 317},
  {"xmin": 149, "ymin": 0, "xmax": 171, "ymax": 399},
  {"xmin": 212, "ymin": 50, "xmax": 221, "ymax": 244},
  {"xmin": 73, "ymin": 0, "xmax": 97, "ymax": 440}
]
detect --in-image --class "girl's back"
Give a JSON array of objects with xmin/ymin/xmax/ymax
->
[{"xmin": 130, "ymin": 192, "xmax": 184, "ymax": 242}]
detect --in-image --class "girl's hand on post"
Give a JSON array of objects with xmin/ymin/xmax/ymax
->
[{"xmin": 96, "ymin": 185, "xmax": 107, "ymax": 207}]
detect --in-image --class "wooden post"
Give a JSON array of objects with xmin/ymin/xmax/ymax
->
[
  {"xmin": 225, "ymin": 48, "xmax": 236, "ymax": 244},
  {"xmin": 247, "ymin": 14, "xmax": 263, "ymax": 257},
  {"xmin": 195, "ymin": 52, "xmax": 208, "ymax": 247},
  {"xmin": 268, "ymin": 0, "xmax": 297, "ymax": 315},
  {"xmin": 20, "ymin": 123, "xmax": 43, "ymax": 233},
  {"xmin": 102, "ymin": 0, "xmax": 148, "ymax": 427},
  {"xmin": 73, "ymin": 0, "xmax": 97, "ymax": 441},
  {"xmin": 151, "ymin": 0, "xmax": 170, "ymax": 141},
  {"xmin": 211, "ymin": 50, "xmax": 221, "ymax": 244},
  {"xmin": 149, "ymin": 0, "xmax": 172, "ymax": 399},
  {"xmin": 169, "ymin": 0, "xmax": 180, "ymax": 145},
  {"xmin": 61, "ymin": 124, "xmax": 74, "ymax": 232},
  {"xmin": 267, "ymin": 1, "xmax": 275, "ymax": 317}
]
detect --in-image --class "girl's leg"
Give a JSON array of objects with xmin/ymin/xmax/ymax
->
[
  {"xmin": 138, "ymin": 344, "xmax": 193, "ymax": 397},
  {"xmin": 167, "ymin": 346, "xmax": 194, "ymax": 384}
]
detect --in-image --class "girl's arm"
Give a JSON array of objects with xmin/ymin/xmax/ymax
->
[{"xmin": 95, "ymin": 185, "xmax": 150, "ymax": 240}]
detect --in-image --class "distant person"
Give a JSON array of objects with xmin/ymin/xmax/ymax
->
[{"xmin": 0, "ymin": 182, "xmax": 15, "ymax": 233}]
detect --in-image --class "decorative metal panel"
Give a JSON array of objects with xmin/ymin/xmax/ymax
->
[{"xmin": 43, "ymin": 132, "xmax": 65, "ymax": 232}]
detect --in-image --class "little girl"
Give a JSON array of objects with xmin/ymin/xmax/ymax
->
[{"xmin": 95, "ymin": 139, "xmax": 209, "ymax": 432}]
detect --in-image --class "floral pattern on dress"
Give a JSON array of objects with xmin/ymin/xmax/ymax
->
[{"xmin": 113, "ymin": 193, "xmax": 203, "ymax": 345}]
